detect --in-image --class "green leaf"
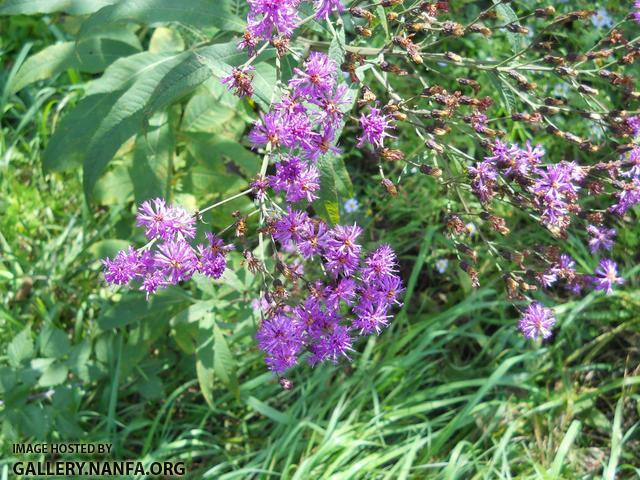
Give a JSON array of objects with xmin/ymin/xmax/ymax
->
[
  {"xmin": 97, "ymin": 290, "xmax": 188, "ymax": 330},
  {"xmin": 494, "ymin": 2, "xmax": 524, "ymax": 53},
  {"xmin": 93, "ymin": 163, "xmax": 134, "ymax": 205},
  {"xmin": 196, "ymin": 316, "xmax": 215, "ymax": 408},
  {"xmin": 0, "ymin": 0, "xmax": 117, "ymax": 15},
  {"xmin": 88, "ymin": 239, "xmax": 131, "ymax": 258},
  {"xmin": 9, "ymin": 32, "xmax": 140, "ymax": 94},
  {"xmin": 315, "ymin": 153, "xmax": 353, "ymax": 226},
  {"xmin": 79, "ymin": 0, "xmax": 245, "ymax": 39},
  {"xmin": 38, "ymin": 325, "xmax": 70, "ymax": 359},
  {"xmin": 38, "ymin": 362, "xmax": 69, "ymax": 387},
  {"xmin": 149, "ymin": 26, "xmax": 185, "ymax": 53},
  {"xmin": 486, "ymin": 71, "xmax": 516, "ymax": 114},
  {"xmin": 7, "ymin": 327, "xmax": 34, "ymax": 367},
  {"xmin": 213, "ymin": 322, "xmax": 238, "ymax": 399},
  {"xmin": 131, "ymin": 113, "xmax": 174, "ymax": 203}
]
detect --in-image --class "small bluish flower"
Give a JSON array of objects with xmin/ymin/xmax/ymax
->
[
  {"xmin": 343, "ymin": 198, "xmax": 360, "ymax": 213},
  {"xmin": 591, "ymin": 8, "xmax": 614, "ymax": 29},
  {"xmin": 435, "ymin": 258, "xmax": 448, "ymax": 274},
  {"xmin": 465, "ymin": 223, "xmax": 477, "ymax": 235}
]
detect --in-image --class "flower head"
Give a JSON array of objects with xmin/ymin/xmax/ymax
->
[
  {"xmin": 586, "ymin": 225, "xmax": 616, "ymax": 253},
  {"xmin": 591, "ymin": 258, "xmax": 624, "ymax": 295},
  {"xmin": 103, "ymin": 247, "xmax": 142, "ymax": 286},
  {"xmin": 357, "ymin": 105, "xmax": 394, "ymax": 148},
  {"xmin": 313, "ymin": 0, "xmax": 345, "ymax": 20},
  {"xmin": 221, "ymin": 66, "xmax": 255, "ymax": 97},
  {"xmin": 519, "ymin": 302, "xmax": 556, "ymax": 340}
]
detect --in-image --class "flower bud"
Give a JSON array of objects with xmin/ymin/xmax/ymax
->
[{"xmin": 420, "ymin": 164, "xmax": 442, "ymax": 176}]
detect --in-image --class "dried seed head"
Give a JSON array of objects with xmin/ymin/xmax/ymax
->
[
  {"xmin": 425, "ymin": 139, "xmax": 444, "ymax": 153},
  {"xmin": 355, "ymin": 25, "xmax": 373, "ymax": 37},
  {"xmin": 467, "ymin": 23, "xmax": 492, "ymax": 36},
  {"xmin": 381, "ymin": 178, "xmax": 398, "ymax": 196},
  {"xmin": 350, "ymin": 7, "xmax": 375, "ymax": 23},
  {"xmin": 279, "ymin": 377, "xmax": 293, "ymax": 390},
  {"xmin": 535, "ymin": 6, "xmax": 555, "ymax": 17},
  {"xmin": 442, "ymin": 21, "xmax": 465, "ymax": 36},
  {"xmin": 379, "ymin": 148, "xmax": 405, "ymax": 161},
  {"xmin": 419, "ymin": 164, "xmax": 442, "ymax": 176}
]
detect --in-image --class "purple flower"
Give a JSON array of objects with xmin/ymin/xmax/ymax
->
[
  {"xmin": 352, "ymin": 303, "xmax": 391, "ymax": 335},
  {"xmin": 361, "ymin": 244, "xmax": 398, "ymax": 282},
  {"xmin": 247, "ymin": 0, "xmax": 300, "ymax": 40},
  {"xmin": 326, "ymin": 277, "xmax": 357, "ymax": 308},
  {"xmin": 548, "ymin": 254, "xmax": 576, "ymax": 282},
  {"xmin": 470, "ymin": 112, "xmax": 487, "ymax": 132},
  {"xmin": 591, "ymin": 258, "xmax": 624, "ymax": 295},
  {"xmin": 375, "ymin": 274, "xmax": 404, "ymax": 307},
  {"xmin": 313, "ymin": 0, "xmax": 345, "ymax": 20},
  {"xmin": 256, "ymin": 313, "xmax": 303, "ymax": 355},
  {"xmin": 357, "ymin": 105, "xmax": 394, "ymax": 148},
  {"xmin": 622, "ymin": 146, "xmax": 640, "ymax": 178},
  {"xmin": 311, "ymin": 325, "xmax": 353, "ymax": 364},
  {"xmin": 634, "ymin": 0, "xmax": 640, "ymax": 24},
  {"xmin": 518, "ymin": 302, "xmax": 556, "ymax": 340},
  {"xmin": 273, "ymin": 208, "xmax": 309, "ymax": 245},
  {"xmin": 154, "ymin": 238, "xmax": 197, "ymax": 284},
  {"xmin": 610, "ymin": 179, "xmax": 640, "ymax": 215},
  {"xmin": 136, "ymin": 198, "xmax": 196, "ymax": 241},
  {"xmin": 298, "ymin": 220, "xmax": 329, "ymax": 259},
  {"xmin": 221, "ymin": 66, "xmax": 255, "ymax": 97},
  {"xmin": 103, "ymin": 247, "xmax": 141, "ymax": 286},
  {"xmin": 303, "ymin": 124, "xmax": 341, "ymax": 161},
  {"xmin": 468, "ymin": 159, "xmax": 498, "ymax": 202},
  {"xmin": 627, "ymin": 115, "xmax": 640, "ymax": 137},
  {"xmin": 281, "ymin": 112, "xmax": 317, "ymax": 150},
  {"xmin": 312, "ymin": 83, "xmax": 351, "ymax": 126},
  {"xmin": 532, "ymin": 164, "xmax": 579, "ymax": 202},
  {"xmin": 249, "ymin": 112, "xmax": 290, "ymax": 148},
  {"xmin": 324, "ymin": 225, "xmax": 363, "ymax": 275},
  {"xmin": 586, "ymin": 225, "xmax": 616, "ymax": 253},
  {"xmin": 140, "ymin": 269, "xmax": 166, "ymax": 298},
  {"xmin": 290, "ymin": 52, "xmax": 337, "ymax": 99}
]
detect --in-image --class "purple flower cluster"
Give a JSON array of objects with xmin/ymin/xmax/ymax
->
[
  {"xmin": 248, "ymin": 51, "xmax": 349, "ymax": 163},
  {"xmin": 246, "ymin": 0, "xmax": 300, "ymax": 41},
  {"xmin": 634, "ymin": 0, "xmax": 640, "ymax": 24},
  {"xmin": 103, "ymin": 199, "xmax": 233, "ymax": 297},
  {"xmin": 242, "ymin": 0, "xmax": 345, "ymax": 46},
  {"xmin": 257, "ymin": 212, "xmax": 403, "ymax": 372}
]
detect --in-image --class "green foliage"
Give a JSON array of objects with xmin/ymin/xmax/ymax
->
[{"xmin": 1, "ymin": 1, "xmax": 640, "ymax": 478}]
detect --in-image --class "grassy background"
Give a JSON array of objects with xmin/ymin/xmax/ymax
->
[{"xmin": 2, "ymin": 3, "xmax": 640, "ymax": 479}]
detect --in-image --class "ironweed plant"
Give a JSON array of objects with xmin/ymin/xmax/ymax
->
[{"xmin": 100, "ymin": 0, "xmax": 640, "ymax": 378}]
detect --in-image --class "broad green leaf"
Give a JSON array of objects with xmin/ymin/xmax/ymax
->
[
  {"xmin": 79, "ymin": 0, "xmax": 245, "ymax": 40},
  {"xmin": 131, "ymin": 113, "xmax": 174, "ymax": 203},
  {"xmin": 38, "ymin": 325, "xmax": 70, "ymax": 359},
  {"xmin": 494, "ymin": 2, "xmax": 524, "ymax": 53},
  {"xmin": 486, "ymin": 71, "xmax": 516, "ymax": 114},
  {"xmin": 213, "ymin": 322, "xmax": 238, "ymax": 399},
  {"xmin": 9, "ymin": 32, "xmax": 140, "ymax": 94},
  {"xmin": 315, "ymin": 153, "xmax": 354, "ymax": 225},
  {"xmin": 0, "ymin": 0, "xmax": 117, "ymax": 15},
  {"xmin": 38, "ymin": 362, "xmax": 69, "ymax": 387},
  {"xmin": 196, "ymin": 316, "xmax": 216, "ymax": 408},
  {"xmin": 149, "ymin": 26, "xmax": 185, "ymax": 53},
  {"xmin": 7, "ymin": 327, "xmax": 34, "ymax": 367},
  {"xmin": 92, "ymin": 163, "xmax": 134, "ymax": 205},
  {"xmin": 88, "ymin": 239, "xmax": 131, "ymax": 258},
  {"xmin": 97, "ymin": 290, "xmax": 188, "ymax": 330}
]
